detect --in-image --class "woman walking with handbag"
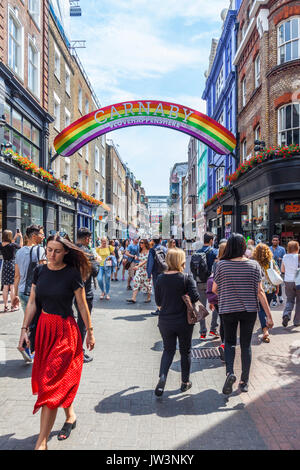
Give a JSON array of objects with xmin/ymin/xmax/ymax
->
[
  {"xmin": 281, "ymin": 241, "xmax": 300, "ymax": 327},
  {"xmin": 96, "ymin": 237, "xmax": 115, "ymax": 300},
  {"xmin": 17, "ymin": 234, "xmax": 95, "ymax": 450},
  {"xmin": 154, "ymin": 248, "xmax": 200, "ymax": 396},
  {"xmin": 212, "ymin": 234, "xmax": 274, "ymax": 395},
  {"xmin": 253, "ymin": 243, "xmax": 282, "ymax": 342},
  {"xmin": 0, "ymin": 230, "xmax": 23, "ymax": 312}
]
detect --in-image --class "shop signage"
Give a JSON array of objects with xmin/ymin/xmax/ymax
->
[
  {"xmin": 14, "ymin": 177, "xmax": 38, "ymax": 194},
  {"xmin": 284, "ymin": 202, "xmax": 300, "ymax": 214},
  {"xmin": 223, "ymin": 205, "xmax": 233, "ymax": 215},
  {"xmin": 282, "ymin": 232, "xmax": 294, "ymax": 237},
  {"xmin": 54, "ymin": 100, "xmax": 236, "ymax": 158},
  {"xmin": 59, "ymin": 196, "xmax": 73, "ymax": 208},
  {"xmin": 78, "ymin": 203, "xmax": 93, "ymax": 217}
]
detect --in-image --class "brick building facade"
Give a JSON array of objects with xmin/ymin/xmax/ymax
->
[{"xmin": 205, "ymin": 0, "xmax": 300, "ymax": 246}]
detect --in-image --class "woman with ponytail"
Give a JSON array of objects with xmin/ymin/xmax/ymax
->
[{"xmin": 18, "ymin": 234, "xmax": 95, "ymax": 450}]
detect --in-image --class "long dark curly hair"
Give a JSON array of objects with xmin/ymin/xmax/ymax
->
[{"xmin": 46, "ymin": 234, "xmax": 91, "ymax": 281}]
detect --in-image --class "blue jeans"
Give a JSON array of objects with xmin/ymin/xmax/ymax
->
[
  {"xmin": 97, "ymin": 266, "xmax": 112, "ymax": 295},
  {"xmin": 19, "ymin": 293, "xmax": 30, "ymax": 312},
  {"xmin": 258, "ymin": 293, "xmax": 273, "ymax": 331}
]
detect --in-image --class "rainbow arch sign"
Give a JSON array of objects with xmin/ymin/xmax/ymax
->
[{"xmin": 54, "ymin": 100, "xmax": 236, "ymax": 157}]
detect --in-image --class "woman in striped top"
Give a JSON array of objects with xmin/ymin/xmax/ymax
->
[{"xmin": 213, "ymin": 233, "xmax": 273, "ymax": 395}]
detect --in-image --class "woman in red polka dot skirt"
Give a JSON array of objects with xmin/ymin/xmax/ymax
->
[{"xmin": 18, "ymin": 234, "xmax": 95, "ymax": 450}]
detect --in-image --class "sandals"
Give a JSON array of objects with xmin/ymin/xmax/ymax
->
[
  {"xmin": 262, "ymin": 334, "xmax": 270, "ymax": 343},
  {"xmin": 144, "ymin": 299, "xmax": 151, "ymax": 303},
  {"xmin": 3, "ymin": 306, "xmax": 9, "ymax": 312},
  {"xmin": 126, "ymin": 299, "xmax": 136, "ymax": 303},
  {"xmin": 57, "ymin": 420, "xmax": 77, "ymax": 441},
  {"xmin": 100, "ymin": 294, "xmax": 105, "ymax": 300}
]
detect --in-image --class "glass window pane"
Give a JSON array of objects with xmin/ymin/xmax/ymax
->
[
  {"xmin": 285, "ymin": 20, "xmax": 291, "ymax": 42},
  {"xmin": 23, "ymin": 118, "xmax": 31, "ymax": 140},
  {"xmin": 4, "ymin": 102, "xmax": 11, "ymax": 125},
  {"xmin": 293, "ymin": 128, "xmax": 299, "ymax": 145},
  {"xmin": 292, "ymin": 39, "xmax": 299, "ymax": 59},
  {"xmin": 12, "ymin": 130, "xmax": 21, "ymax": 153},
  {"xmin": 280, "ymin": 132, "xmax": 286, "ymax": 146},
  {"xmin": 4, "ymin": 127, "xmax": 10, "ymax": 144},
  {"xmin": 292, "ymin": 18, "xmax": 298, "ymax": 39},
  {"xmin": 22, "ymin": 138, "xmax": 31, "ymax": 158},
  {"xmin": 12, "ymin": 109, "xmax": 22, "ymax": 132},
  {"xmin": 280, "ymin": 45, "xmax": 285, "ymax": 64},
  {"xmin": 279, "ymin": 25, "xmax": 284, "ymax": 45},
  {"xmin": 286, "ymin": 41, "xmax": 291, "ymax": 61},
  {"xmin": 293, "ymin": 104, "xmax": 299, "ymax": 128},
  {"xmin": 31, "ymin": 126, "xmax": 40, "ymax": 146},
  {"xmin": 287, "ymin": 129, "xmax": 293, "ymax": 145},
  {"xmin": 30, "ymin": 145, "xmax": 39, "ymax": 165},
  {"xmin": 286, "ymin": 105, "xmax": 292, "ymax": 129}
]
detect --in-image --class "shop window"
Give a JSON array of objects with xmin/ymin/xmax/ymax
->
[
  {"xmin": 21, "ymin": 200, "xmax": 43, "ymax": 236},
  {"xmin": 253, "ymin": 196, "xmax": 269, "ymax": 243},
  {"xmin": 278, "ymin": 103, "xmax": 300, "ymax": 146},
  {"xmin": 241, "ymin": 203, "xmax": 253, "ymax": 239},
  {"xmin": 8, "ymin": 7, "xmax": 23, "ymax": 79},
  {"xmin": 278, "ymin": 18, "xmax": 300, "ymax": 64}
]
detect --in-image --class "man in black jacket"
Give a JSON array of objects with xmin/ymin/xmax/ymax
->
[{"xmin": 76, "ymin": 227, "xmax": 99, "ymax": 363}]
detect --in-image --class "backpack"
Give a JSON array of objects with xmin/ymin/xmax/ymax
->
[
  {"xmin": 24, "ymin": 246, "xmax": 41, "ymax": 296},
  {"xmin": 190, "ymin": 248, "xmax": 213, "ymax": 283},
  {"xmin": 154, "ymin": 247, "xmax": 168, "ymax": 274}
]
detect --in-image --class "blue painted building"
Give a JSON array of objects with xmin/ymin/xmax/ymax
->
[{"xmin": 202, "ymin": 5, "xmax": 239, "ymax": 202}]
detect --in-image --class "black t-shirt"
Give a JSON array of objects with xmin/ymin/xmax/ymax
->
[
  {"xmin": 0, "ymin": 242, "xmax": 20, "ymax": 261},
  {"xmin": 33, "ymin": 264, "xmax": 84, "ymax": 318},
  {"xmin": 155, "ymin": 272, "xmax": 200, "ymax": 322}
]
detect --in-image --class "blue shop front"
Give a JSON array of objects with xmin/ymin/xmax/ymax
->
[{"xmin": 77, "ymin": 201, "xmax": 95, "ymax": 233}]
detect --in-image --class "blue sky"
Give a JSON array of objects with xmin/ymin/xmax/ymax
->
[{"xmin": 69, "ymin": 0, "xmax": 230, "ymax": 195}]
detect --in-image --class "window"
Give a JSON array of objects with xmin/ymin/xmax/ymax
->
[
  {"xmin": 216, "ymin": 166, "xmax": 224, "ymax": 192},
  {"xmin": 278, "ymin": 103, "xmax": 300, "ymax": 146},
  {"xmin": 242, "ymin": 77, "xmax": 246, "ymax": 107},
  {"xmin": 53, "ymin": 93, "xmax": 60, "ymax": 131},
  {"xmin": 226, "ymin": 93, "xmax": 233, "ymax": 131},
  {"xmin": 5, "ymin": 104, "xmax": 40, "ymax": 165},
  {"xmin": 78, "ymin": 87, "xmax": 82, "ymax": 112},
  {"xmin": 95, "ymin": 146, "xmax": 100, "ymax": 172},
  {"xmin": 218, "ymin": 112, "xmax": 224, "ymax": 126},
  {"xmin": 64, "ymin": 159, "xmax": 70, "ymax": 186},
  {"xmin": 85, "ymin": 175, "xmax": 89, "ymax": 193},
  {"xmin": 85, "ymin": 145, "xmax": 89, "ymax": 162},
  {"xmin": 226, "ymin": 39, "xmax": 232, "ymax": 77},
  {"xmin": 242, "ymin": 139, "xmax": 247, "ymax": 161},
  {"xmin": 78, "ymin": 170, "xmax": 82, "ymax": 189},
  {"xmin": 8, "ymin": 8, "xmax": 23, "ymax": 78},
  {"xmin": 65, "ymin": 107, "xmax": 71, "ymax": 127},
  {"xmin": 101, "ymin": 155, "xmax": 105, "ymax": 178},
  {"xmin": 254, "ymin": 54, "xmax": 260, "ymax": 88},
  {"xmin": 255, "ymin": 125, "xmax": 261, "ymax": 142},
  {"xmin": 85, "ymin": 99, "xmax": 89, "ymax": 114},
  {"xmin": 54, "ymin": 44, "xmax": 60, "ymax": 80},
  {"xmin": 65, "ymin": 65, "xmax": 71, "ymax": 95},
  {"xmin": 28, "ymin": 38, "xmax": 39, "ymax": 96},
  {"xmin": 278, "ymin": 18, "xmax": 300, "ymax": 64},
  {"xmin": 215, "ymin": 67, "xmax": 224, "ymax": 102},
  {"xmin": 95, "ymin": 180, "xmax": 100, "ymax": 200},
  {"xmin": 28, "ymin": 0, "xmax": 40, "ymax": 27},
  {"xmin": 102, "ymin": 184, "xmax": 105, "ymax": 202}
]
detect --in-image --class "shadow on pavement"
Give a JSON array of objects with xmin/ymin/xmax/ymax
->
[
  {"xmin": 113, "ymin": 313, "xmax": 154, "ymax": 322},
  {"xmin": 0, "ymin": 431, "xmax": 56, "ymax": 450},
  {"xmin": 0, "ymin": 360, "xmax": 32, "ymax": 379},
  {"xmin": 94, "ymin": 386, "xmax": 245, "ymax": 418}
]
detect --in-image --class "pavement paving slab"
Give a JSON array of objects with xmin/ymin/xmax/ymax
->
[{"xmin": 0, "ymin": 276, "xmax": 300, "ymax": 450}]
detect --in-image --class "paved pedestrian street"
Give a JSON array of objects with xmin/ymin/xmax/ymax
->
[{"xmin": 0, "ymin": 280, "xmax": 300, "ymax": 451}]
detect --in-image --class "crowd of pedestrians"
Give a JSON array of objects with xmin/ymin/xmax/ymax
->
[{"xmin": 0, "ymin": 224, "xmax": 300, "ymax": 450}]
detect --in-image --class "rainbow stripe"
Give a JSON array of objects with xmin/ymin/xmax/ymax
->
[{"xmin": 54, "ymin": 100, "xmax": 236, "ymax": 157}]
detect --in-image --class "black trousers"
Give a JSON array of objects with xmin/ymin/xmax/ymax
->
[
  {"xmin": 222, "ymin": 311, "xmax": 257, "ymax": 383},
  {"xmin": 76, "ymin": 298, "xmax": 93, "ymax": 345},
  {"xmin": 158, "ymin": 320, "xmax": 194, "ymax": 383}
]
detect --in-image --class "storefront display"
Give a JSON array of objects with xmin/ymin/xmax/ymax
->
[
  {"xmin": 21, "ymin": 199, "xmax": 43, "ymax": 235},
  {"xmin": 60, "ymin": 209, "xmax": 75, "ymax": 240}
]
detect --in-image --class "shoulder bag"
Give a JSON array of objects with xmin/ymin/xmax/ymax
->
[
  {"xmin": 182, "ymin": 274, "xmax": 209, "ymax": 325},
  {"xmin": 267, "ymin": 259, "xmax": 283, "ymax": 286},
  {"xmin": 294, "ymin": 256, "xmax": 300, "ymax": 290}
]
